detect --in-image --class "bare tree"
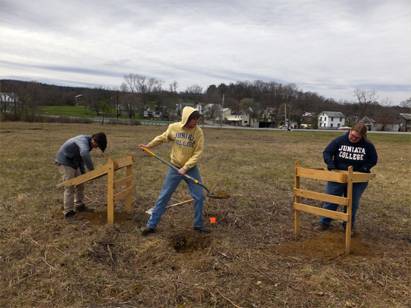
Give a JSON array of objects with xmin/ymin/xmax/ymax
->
[
  {"xmin": 120, "ymin": 82, "xmax": 136, "ymax": 119},
  {"xmin": 400, "ymin": 98, "xmax": 411, "ymax": 109},
  {"xmin": 354, "ymin": 88, "xmax": 378, "ymax": 104},
  {"xmin": 353, "ymin": 88, "xmax": 379, "ymax": 117},
  {"xmin": 184, "ymin": 84, "xmax": 203, "ymax": 102},
  {"xmin": 169, "ymin": 81, "xmax": 178, "ymax": 93},
  {"xmin": 147, "ymin": 77, "xmax": 163, "ymax": 93},
  {"xmin": 122, "ymin": 74, "xmax": 162, "ymax": 115},
  {"xmin": 124, "ymin": 74, "xmax": 144, "ymax": 93},
  {"xmin": 204, "ymin": 104, "xmax": 221, "ymax": 120}
]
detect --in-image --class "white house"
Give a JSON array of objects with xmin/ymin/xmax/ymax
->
[
  {"xmin": 0, "ymin": 92, "xmax": 17, "ymax": 104},
  {"xmin": 0, "ymin": 92, "xmax": 18, "ymax": 113},
  {"xmin": 399, "ymin": 113, "xmax": 411, "ymax": 132},
  {"xmin": 225, "ymin": 113, "xmax": 250, "ymax": 126},
  {"xmin": 219, "ymin": 107, "xmax": 252, "ymax": 126},
  {"xmin": 194, "ymin": 103, "xmax": 204, "ymax": 114},
  {"xmin": 360, "ymin": 116, "xmax": 377, "ymax": 131},
  {"xmin": 318, "ymin": 111, "xmax": 345, "ymax": 129}
]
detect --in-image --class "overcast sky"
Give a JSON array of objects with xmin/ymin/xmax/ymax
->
[{"xmin": 1, "ymin": 0, "xmax": 410, "ymax": 104}]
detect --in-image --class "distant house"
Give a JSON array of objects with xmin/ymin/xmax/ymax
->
[
  {"xmin": 222, "ymin": 108, "xmax": 232, "ymax": 120},
  {"xmin": 194, "ymin": 103, "xmax": 205, "ymax": 114},
  {"xmin": 318, "ymin": 111, "xmax": 345, "ymax": 129},
  {"xmin": 399, "ymin": 113, "xmax": 411, "ymax": 132},
  {"xmin": 74, "ymin": 94, "xmax": 83, "ymax": 104},
  {"xmin": 258, "ymin": 107, "xmax": 276, "ymax": 128},
  {"xmin": 220, "ymin": 107, "xmax": 251, "ymax": 126},
  {"xmin": 300, "ymin": 112, "xmax": 316, "ymax": 129},
  {"xmin": 0, "ymin": 92, "xmax": 18, "ymax": 113},
  {"xmin": 175, "ymin": 102, "xmax": 195, "ymax": 115},
  {"xmin": 143, "ymin": 108, "xmax": 162, "ymax": 118},
  {"xmin": 375, "ymin": 122, "xmax": 400, "ymax": 132},
  {"xmin": 225, "ymin": 113, "xmax": 251, "ymax": 127},
  {"xmin": 143, "ymin": 108, "xmax": 153, "ymax": 118},
  {"xmin": 373, "ymin": 112, "xmax": 401, "ymax": 132},
  {"xmin": 360, "ymin": 116, "xmax": 377, "ymax": 131}
]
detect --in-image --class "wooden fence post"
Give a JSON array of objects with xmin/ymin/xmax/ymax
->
[
  {"xmin": 107, "ymin": 158, "xmax": 115, "ymax": 224},
  {"xmin": 58, "ymin": 155, "xmax": 137, "ymax": 224},
  {"xmin": 345, "ymin": 166, "xmax": 353, "ymax": 255},
  {"xmin": 294, "ymin": 160, "xmax": 301, "ymax": 237},
  {"xmin": 124, "ymin": 155, "xmax": 134, "ymax": 212}
]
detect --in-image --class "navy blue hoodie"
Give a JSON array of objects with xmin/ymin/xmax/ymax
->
[{"xmin": 323, "ymin": 132, "xmax": 378, "ymax": 173}]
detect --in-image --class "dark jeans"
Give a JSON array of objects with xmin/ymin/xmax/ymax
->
[{"xmin": 320, "ymin": 181, "xmax": 368, "ymax": 228}]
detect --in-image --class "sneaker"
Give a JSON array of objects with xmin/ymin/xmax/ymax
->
[
  {"xmin": 193, "ymin": 227, "xmax": 210, "ymax": 234},
  {"xmin": 141, "ymin": 227, "xmax": 156, "ymax": 236},
  {"xmin": 64, "ymin": 210, "xmax": 76, "ymax": 219},
  {"xmin": 313, "ymin": 223, "xmax": 330, "ymax": 231}
]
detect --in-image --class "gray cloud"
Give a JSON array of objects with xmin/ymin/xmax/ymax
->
[
  {"xmin": 0, "ymin": 60, "xmax": 123, "ymax": 78},
  {"xmin": 0, "ymin": 0, "xmax": 410, "ymax": 104}
]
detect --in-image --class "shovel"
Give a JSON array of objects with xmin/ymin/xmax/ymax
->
[
  {"xmin": 145, "ymin": 199, "xmax": 193, "ymax": 215},
  {"xmin": 139, "ymin": 146, "xmax": 229, "ymax": 199}
]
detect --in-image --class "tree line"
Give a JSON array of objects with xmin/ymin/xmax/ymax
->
[{"xmin": 0, "ymin": 77, "xmax": 410, "ymax": 125}]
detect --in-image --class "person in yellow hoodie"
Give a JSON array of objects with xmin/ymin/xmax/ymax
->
[{"xmin": 138, "ymin": 106, "xmax": 207, "ymax": 235}]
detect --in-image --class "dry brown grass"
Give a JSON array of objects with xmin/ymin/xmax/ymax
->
[{"xmin": 0, "ymin": 121, "xmax": 410, "ymax": 307}]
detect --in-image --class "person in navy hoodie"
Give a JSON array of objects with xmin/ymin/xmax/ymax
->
[{"xmin": 315, "ymin": 122, "xmax": 378, "ymax": 235}]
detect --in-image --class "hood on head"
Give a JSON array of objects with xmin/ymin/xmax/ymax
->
[{"xmin": 180, "ymin": 106, "xmax": 197, "ymax": 127}]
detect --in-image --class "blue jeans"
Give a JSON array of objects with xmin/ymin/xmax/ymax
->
[
  {"xmin": 320, "ymin": 181, "xmax": 368, "ymax": 228},
  {"xmin": 147, "ymin": 166, "xmax": 205, "ymax": 229}
]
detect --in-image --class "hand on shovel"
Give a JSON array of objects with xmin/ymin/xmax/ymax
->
[
  {"xmin": 138, "ymin": 146, "xmax": 230, "ymax": 199},
  {"xmin": 138, "ymin": 144, "xmax": 150, "ymax": 151}
]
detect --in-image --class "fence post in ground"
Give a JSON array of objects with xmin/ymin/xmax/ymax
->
[
  {"xmin": 107, "ymin": 158, "xmax": 115, "ymax": 224},
  {"xmin": 292, "ymin": 161, "xmax": 374, "ymax": 255},
  {"xmin": 345, "ymin": 166, "xmax": 353, "ymax": 254},
  {"xmin": 58, "ymin": 155, "xmax": 135, "ymax": 224},
  {"xmin": 124, "ymin": 156, "xmax": 135, "ymax": 212},
  {"xmin": 294, "ymin": 160, "xmax": 301, "ymax": 237}
]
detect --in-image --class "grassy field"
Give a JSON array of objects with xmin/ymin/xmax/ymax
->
[
  {"xmin": 39, "ymin": 105, "xmax": 98, "ymax": 118},
  {"xmin": 38, "ymin": 105, "xmax": 123, "ymax": 118},
  {"xmin": 0, "ymin": 121, "xmax": 410, "ymax": 307}
]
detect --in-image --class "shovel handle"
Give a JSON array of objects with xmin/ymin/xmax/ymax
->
[
  {"xmin": 141, "ymin": 146, "xmax": 180, "ymax": 171},
  {"xmin": 140, "ymin": 146, "xmax": 207, "ymax": 190},
  {"xmin": 140, "ymin": 146, "xmax": 156, "ymax": 157}
]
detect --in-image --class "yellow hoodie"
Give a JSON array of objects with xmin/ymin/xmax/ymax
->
[{"xmin": 147, "ymin": 106, "xmax": 204, "ymax": 170}]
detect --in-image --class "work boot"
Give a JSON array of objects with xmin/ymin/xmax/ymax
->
[
  {"xmin": 313, "ymin": 222, "xmax": 330, "ymax": 231},
  {"xmin": 64, "ymin": 210, "xmax": 76, "ymax": 219},
  {"xmin": 193, "ymin": 227, "xmax": 210, "ymax": 234},
  {"xmin": 76, "ymin": 203, "xmax": 93, "ymax": 212},
  {"xmin": 141, "ymin": 227, "xmax": 156, "ymax": 236}
]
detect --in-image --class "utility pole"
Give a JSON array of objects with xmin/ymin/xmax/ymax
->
[
  {"xmin": 284, "ymin": 103, "xmax": 291, "ymax": 131},
  {"xmin": 284, "ymin": 103, "xmax": 287, "ymax": 129},
  {"xmin": 220, "ymin": 93, "xmax": 225, "ymax": 127}
]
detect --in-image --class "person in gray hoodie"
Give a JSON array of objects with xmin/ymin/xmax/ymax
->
[{"xmin": 55, "ymin": 133, "xmax": 107, "ymax": 218}]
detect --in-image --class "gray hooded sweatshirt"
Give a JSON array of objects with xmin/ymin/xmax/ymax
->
[{"xmin": 55, "ymin": 135, "xmax": 94, "ymax": 173}]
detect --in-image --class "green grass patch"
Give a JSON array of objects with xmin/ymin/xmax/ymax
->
[{"xmin": 39, "ymin": 105, "xmax": 98, "ymax": 117}]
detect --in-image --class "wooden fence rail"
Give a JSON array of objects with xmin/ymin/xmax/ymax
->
[{"xmin": 293, "ymin": 161, "xmax": 374, "ymax": 254}]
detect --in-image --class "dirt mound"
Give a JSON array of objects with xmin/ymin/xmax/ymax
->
[{"xmin": 276, "ymin": 231, "xmax": 375, "ymax": 259}]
